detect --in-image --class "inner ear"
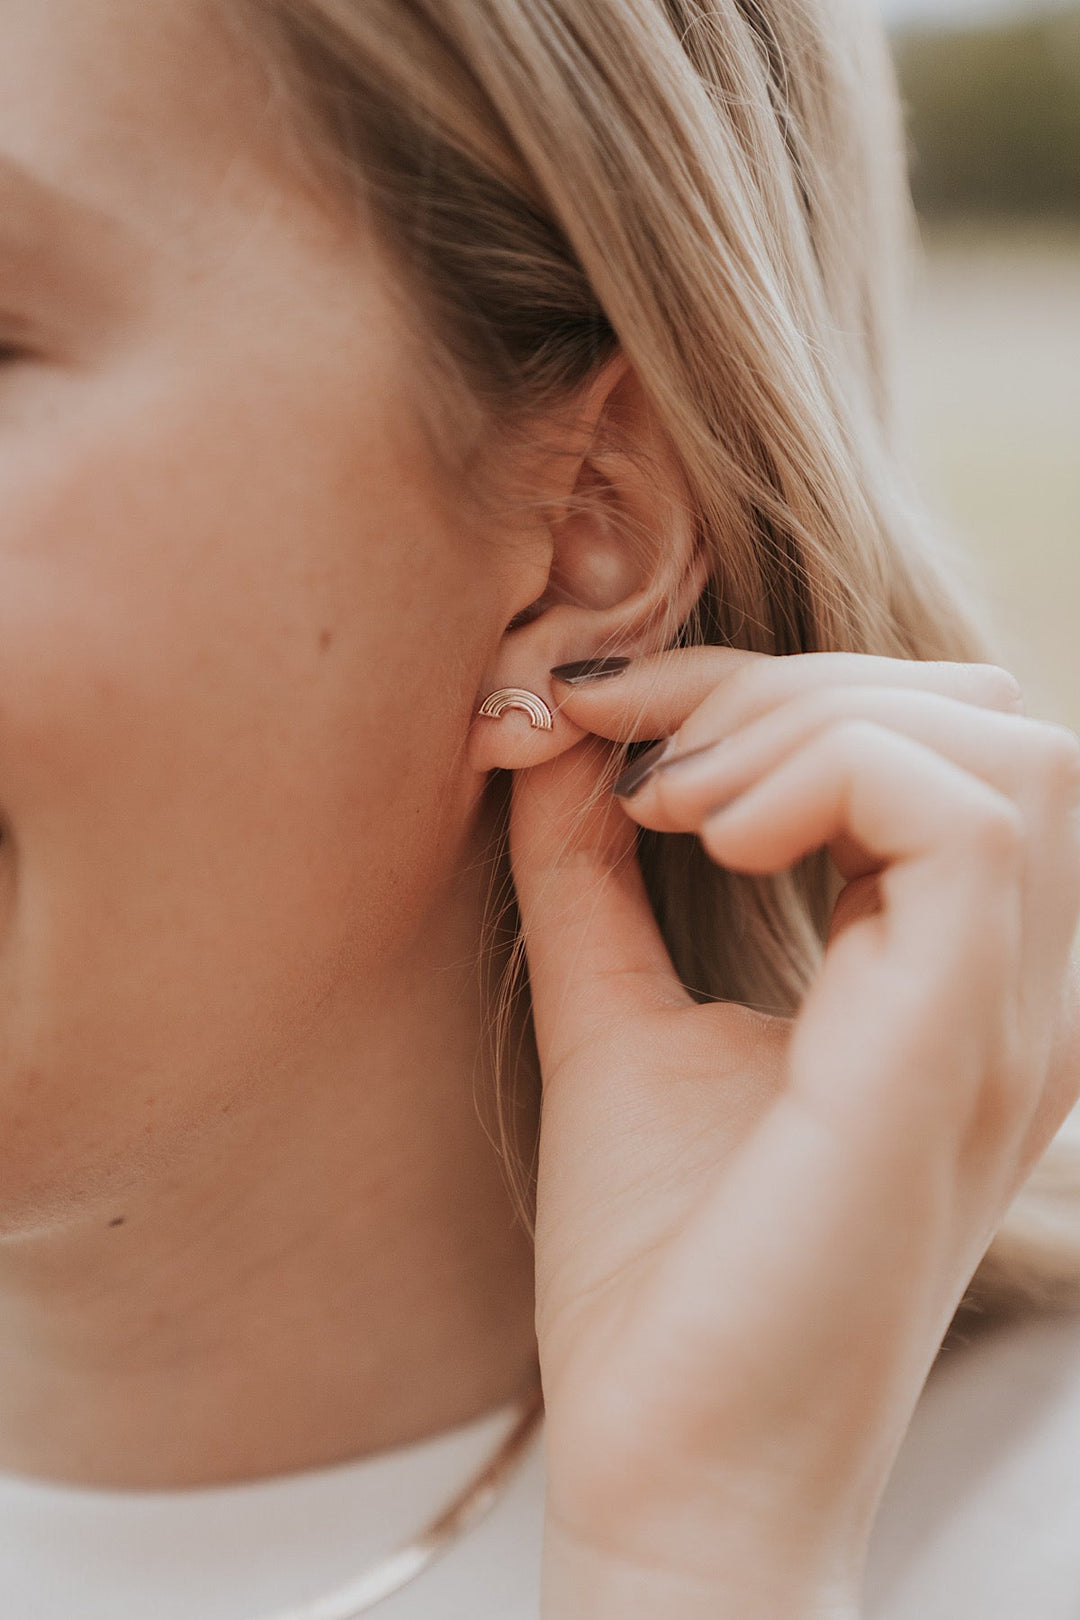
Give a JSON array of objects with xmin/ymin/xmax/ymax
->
[
  {"xmin": 494, "ymin": 355, "xmax": 706, "ymax": 656},
  {"xmin": 544, "ymin": 456, "xmax": 653, "ymax": 613}
]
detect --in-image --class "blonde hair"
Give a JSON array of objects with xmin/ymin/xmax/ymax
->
[{"xmin": 244, "ymin": 0, "xmax": 1080, "ymax": 1334}]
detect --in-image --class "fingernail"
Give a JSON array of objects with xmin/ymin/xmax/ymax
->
[
  {"xmin": 613, "ymin": 738, "xmax": 675, "ymax": 798},
  {"xmin": 549, "ymin": 657, "xmax": 631, "ymax": 685}
]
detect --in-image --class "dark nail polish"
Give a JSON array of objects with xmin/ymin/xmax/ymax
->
[
  {"xmin": 549, "ymin": 657, "xmax": 631, "ymax": 685},
  {"xmin": 613, "ymin": 738, "xmax": 674, "ymax": 798}
]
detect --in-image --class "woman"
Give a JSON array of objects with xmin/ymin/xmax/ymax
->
[{"xmin": 0, "ymin": 0, "xmax": 1078, "ymax": 1615}]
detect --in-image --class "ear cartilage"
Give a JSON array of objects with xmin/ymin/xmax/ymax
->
[{"xmin": 477, "ymin": 688, "xmax": 555, "ymax": 731}]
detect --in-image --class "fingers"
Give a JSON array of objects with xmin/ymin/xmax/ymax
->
[
  {"xmin": 508, "ymin": 736, "xmax": 690, "ymax": 1078},
  {"xmin": 691, "ymin": 720, "xmax": 1032, "ymax": 1146},
  {"xmin": 684, "ymin": 717, "xmax": 1024, "ymax": 886},
  {"xmin": 620, "ymin": 685, "xmax": 1080, "ymax": 1041},
  {"xmin": 648, "ymin": 726, "xmax": 1048, "ymax": 1389},
  {"xmin": 551, "ymin": 647, "xmax": 1026, "ymax": 748},
  {"xmin": 621, "ymin": 684, "xmax": 1067, "ymax": 842},
  {"xmin": 664, "ymin": 712, "xmax": 1076, "ymax": 1191},
  {"xmin": 522, "ymin": 644, "xmax": 1080, "ymax": 1162}
]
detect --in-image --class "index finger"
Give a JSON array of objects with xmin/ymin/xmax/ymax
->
[{"xmin": 549, "ymin": 647, "xmax": 1026, "ymax": 748}]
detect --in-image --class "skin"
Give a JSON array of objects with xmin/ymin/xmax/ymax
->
[
  {"xmin": 0, "ymin": 0, "xmax": 696, "ymax": 1490},
  {"xmin": 1, "ymin": 1, "xmax": 1080, "ymax": 1616},
  {"xmin": 0, "ymin": 0, "xmax": 560, "ymax": 1485}
]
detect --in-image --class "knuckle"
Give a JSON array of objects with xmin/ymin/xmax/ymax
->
[
  {"xmin": 693, "ymin": 663, "xmax": 759, "ymax": 728},
  {"xmin": 821, "ymin": 716, "xmax": 884, "ymax": 757},
  {"xmin": 962, "ymin": 793, "xmax": 1027, "ymax": 867},
  {"xmin": 782, "ymin": 684, "xmax": 850, "ymax": 732},
  {"xmin": 967, "ymin": 1057, "xmax": 1038, "ymax": 1159},
  {"xmin": 972, "ymin": 663, "xmax": 1027, "ymax": 714},
  {"xmin": 1033, "ymin": 723, "xmax": 1080, "ymax": 805}
]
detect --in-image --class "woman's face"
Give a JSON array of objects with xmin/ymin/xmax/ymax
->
[{"xmin": 0, "ymin": 0, "xmax": 529, "ymax": 1225}]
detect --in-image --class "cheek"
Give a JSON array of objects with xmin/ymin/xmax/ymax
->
[{"xmin": 0, "ymin": 352, "xmax": 487, "ymax": 1221}]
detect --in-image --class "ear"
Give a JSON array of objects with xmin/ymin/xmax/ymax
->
[{"xmin": 467, "ymin": 355, "xmax": 709, "ymax": 773}]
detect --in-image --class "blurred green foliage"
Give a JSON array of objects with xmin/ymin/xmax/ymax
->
[{"xmin": 893, "ymin": 7, "xmax": 1080, "ymax": 217}]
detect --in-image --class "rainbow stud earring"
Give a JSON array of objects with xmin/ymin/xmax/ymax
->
[{"xmin": 477, "ymin": 688, "xmax": 554, "ymax": 731}]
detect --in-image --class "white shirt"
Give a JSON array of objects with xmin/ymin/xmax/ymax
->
[{"xmin": 2, "ymin": 1309, "xmax": 1079, "ymax": 1620}]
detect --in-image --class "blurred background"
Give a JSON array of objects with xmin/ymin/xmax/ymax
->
[{"xmin": 880, "ymin": 0, "xmax": 1079, "ymax": 732}]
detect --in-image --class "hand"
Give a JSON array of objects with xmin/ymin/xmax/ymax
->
[{"xmin": 509, "ymin": 648, "xmax": 1080, "ymax": 1618}]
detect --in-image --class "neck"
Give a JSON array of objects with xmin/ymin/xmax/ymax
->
[{"xmin": 0, "ymin": 843, "xmax": 539, "ymax": 1489}]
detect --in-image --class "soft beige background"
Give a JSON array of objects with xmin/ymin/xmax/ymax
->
[{"xmin": 899, "ymin": 224, "xmax": 1080, "ymax": 737}]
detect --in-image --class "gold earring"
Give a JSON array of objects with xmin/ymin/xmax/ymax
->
[{"xmin": 477, "ymin": 688, "xmax": 554, "ymax": 731}]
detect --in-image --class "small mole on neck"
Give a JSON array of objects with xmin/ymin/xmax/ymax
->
[{"xmin": 107, "ymin": 1216, "xmax": 126, "ymax": 1228}]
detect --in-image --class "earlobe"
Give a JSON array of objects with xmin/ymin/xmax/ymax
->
[
  {"xmin": 477, "ymin": 688, "xmax": 554, "ymax": 731},
  {"xmin": 467, "ymin": 678, "xmax": 588, "ymax": 775}
]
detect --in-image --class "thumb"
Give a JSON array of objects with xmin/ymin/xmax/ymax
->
[{"xmin": 509, "ymin": 736, "xmax": 690, "ymax": 1077}]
